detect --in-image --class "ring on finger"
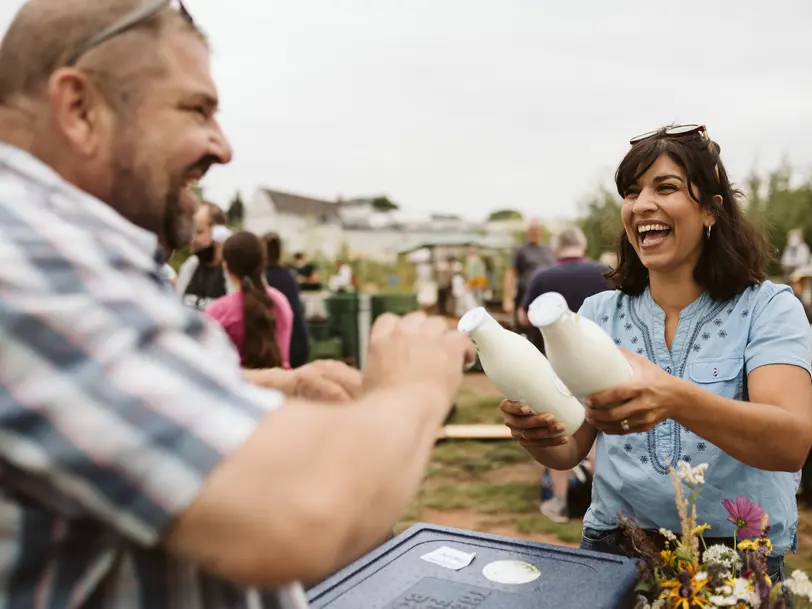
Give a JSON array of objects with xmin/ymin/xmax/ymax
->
[{"xmin": 620, "ymin": 419, "xmax": 630, "ymax": 433}]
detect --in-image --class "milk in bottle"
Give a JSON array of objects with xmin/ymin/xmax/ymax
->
[
  {"xmin": 457, "ymin": 307, "xmax": 585, "ymax": 437},
  {"xmin": 527, "ymin": 292, "xmax": 632, "ymax": 398}
]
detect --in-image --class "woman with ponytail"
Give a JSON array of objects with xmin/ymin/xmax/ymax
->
[{"xmin": 206, "ymin": 231, "xmax": 294, "ymax": 369}]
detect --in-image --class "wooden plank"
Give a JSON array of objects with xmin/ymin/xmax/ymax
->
[{"xmin": 437, "ymin": 424, "xmax": 513, "ymax": 440}]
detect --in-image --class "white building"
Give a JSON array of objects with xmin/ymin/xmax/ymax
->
[{"xmin": 243, "ymin": 188, "xmax": 512, "ymax": 263}]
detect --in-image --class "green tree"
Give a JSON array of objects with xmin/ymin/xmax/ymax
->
[
  {"xmin": 487, "ymin": 209, "xmax": 524, "ymax": 222},
  {"xmin": 577, "ymin": 188, "xmax": 623, "ymax": 260},
  {"xmin": 227, "ymin": 191, "xmax": 244, "ymax": 228},
  {"xmin": 371, "ymin": 196, "xmax": 399, "ymax": 212}
]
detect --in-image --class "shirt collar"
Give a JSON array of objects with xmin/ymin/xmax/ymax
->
[{"xmin": 0, "ymin": 141, "xmax": 159, "ymax": 256}]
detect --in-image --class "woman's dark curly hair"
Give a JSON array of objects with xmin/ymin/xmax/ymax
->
[{"xmin": 607, "ymin": 126, "xmax": 773, "ymax": 301}]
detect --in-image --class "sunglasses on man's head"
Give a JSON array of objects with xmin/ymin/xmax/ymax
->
[
  {"xmin": 65, "ymin": 0, "xmax": 194, "ymax": 67},
  {"xmin": 629, "ymin": 124, "xmax": 708, "ymax": 146}
]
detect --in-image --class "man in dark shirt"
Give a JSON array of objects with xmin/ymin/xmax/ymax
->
[
  {"xmin": 176, "ymin": 202, "xmax": 230, "ymax": 310},
  {"xmin": 293, "ymin": 251, "xmax": 322, "ymax": 292},
  {"xmin": 502, "ymin": 219, "xmax": 555, "ymax": 331},
  {"xmin": 263, "ymin": 233, "xmax": 311, "ymax": 368},
  {"xmin": 519, "ymin": 224, "xmax": 612, "ymax": 524}
]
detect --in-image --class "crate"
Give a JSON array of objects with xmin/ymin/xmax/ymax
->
[{"xmin": 307, "ymin": 523, "xmax": 639, "ymax": 609}]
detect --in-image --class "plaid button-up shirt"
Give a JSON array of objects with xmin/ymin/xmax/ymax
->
[{"xmin": 0, "ymin": 142, "xmax": 289, "ymax": 608}]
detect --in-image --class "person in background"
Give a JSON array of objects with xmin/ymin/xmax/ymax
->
[
  {"xmin": 464, "ymin": 245, "xmax": 487, "ymax": 306},
  {"xmin": 782, "ymin": 228, "xmax": 811, "ymax": 281},
  {"xmin": 330, "ymin": 259, "xmax": 354, "ymax": 291},
  {"xmin": 518, "ymin": 224, "xmax": 612, "ymax": 523},
  {"xmin": 293, "ymin": 251, "xmax": 321, "ymax": 291},
  {"xmin": 502, "ymin": 219, "xmax": 555, "ymax": 332},
  {"xmin": 207, "ymin": 231, "xmax": 293, "ymax": 369},
  {"xmin": 176, "ymin": 201, "xmax": 231, "ymax": 309},
  {"xmin": 263, "ymin": 232, "xmax": 311, "ymax": 368},
  {"xmin": 435, "ymin": 255, "xmax": 455, "ymax": 316}
]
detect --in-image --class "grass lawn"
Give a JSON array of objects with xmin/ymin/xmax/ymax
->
[{"xmin": 399, "ymin": 373, "xmax": 812, "ymax": 573}]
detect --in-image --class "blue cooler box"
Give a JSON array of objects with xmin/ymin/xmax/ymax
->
[{"xmin": 307, "ymin": 524, "xmax": 640, "ymax": 609}]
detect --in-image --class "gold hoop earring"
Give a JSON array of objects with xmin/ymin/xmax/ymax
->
[{"xmin": 706, "ymin": 225, "xmax": 712, "ymax": 239}]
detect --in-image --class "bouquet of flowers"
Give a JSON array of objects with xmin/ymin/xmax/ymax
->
[{"xmin": 619, "ymin": 461, "xmax": 812, "ymax": 608}]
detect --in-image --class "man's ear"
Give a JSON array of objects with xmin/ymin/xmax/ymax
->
[{"xmin": 46, "ymin": 68, "xmax": 109, "ymax": 157}]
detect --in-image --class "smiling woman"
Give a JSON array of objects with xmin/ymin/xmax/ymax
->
[{"xmin": 500, "ymin": 124, "xmax": 812, "ymax": 591}]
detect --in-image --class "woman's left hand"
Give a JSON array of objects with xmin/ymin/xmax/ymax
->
[{"xmin": 584, "ymin": 350, "xmax": 681, "ymax": 435}]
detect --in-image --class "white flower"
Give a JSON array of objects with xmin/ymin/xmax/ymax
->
[
  {"xmin": 658, "ymin": 528, "xmax": 677, "ymax": 542},
  {"xmin": 731, "ymin": 578, "xmax": 759, "ymax": 606},
  {"xmin": 702, "ymin": 544, "xmax": 742, "ymax": 571},
  {"xmin": 785, "ymin": 569, "xmax": 812, "ymax": 601},
  {"xmin": 707, "ymin": 594, "xmax": 738, "ymax": 606},
  {"xmin": 651, "ymin": 600, "xmax": 665, "ymax": 609},
  {"xmin": 694, "ymin": 571, "xmax": 708, "ymax": 581},
  {"xmin": 676, "ymin": 460, "xmax": 709, "ymax": 485}
]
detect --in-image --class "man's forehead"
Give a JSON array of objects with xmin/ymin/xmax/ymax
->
[{"xmin": 153, "ymin": 32, "xmax": 218, "ymax": 106}]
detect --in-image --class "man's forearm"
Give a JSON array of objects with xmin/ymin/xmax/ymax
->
[
  {"xmin": 503, "ymin": 269, "xmax": 516, "ymax": 301},
  {"xmin": 169, "ymin": 383, "xmax": 452, "ymax": 587},
  {"xmin": 315, "ymin": 385, "xmax": 450, "ymax": 564}
]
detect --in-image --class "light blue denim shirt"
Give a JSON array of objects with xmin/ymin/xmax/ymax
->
[{"xmin": 580, "ymin": 281, "xmax": 812, "ymax": 555}]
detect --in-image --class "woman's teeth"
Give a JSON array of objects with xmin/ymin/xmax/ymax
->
[{"xmin": 638, "ymin": 224, "xmax": 672, "ymax": 246}]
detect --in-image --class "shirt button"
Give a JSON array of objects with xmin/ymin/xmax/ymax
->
[{"xmin": 665, "ymin": 367, "xmax": 672, "ymax": 374}]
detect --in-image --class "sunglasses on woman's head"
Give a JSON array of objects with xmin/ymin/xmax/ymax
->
[
  {"xmin": 629, "ymin": 124, "xmax": 721, "ymax": 183},
  {"xmin": 629, "ymin": 124, "xmax": 708, "ymax": 146},
  {"xmin": 65, "ymin": 0, "xmax": 194, "ymax": 67}
]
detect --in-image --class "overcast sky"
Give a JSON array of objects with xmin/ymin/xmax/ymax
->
[{"xmin": 2, "ymin": 0, "xmax": 811, "ymax": 220}]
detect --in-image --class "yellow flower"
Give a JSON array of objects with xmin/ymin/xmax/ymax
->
[
  {"xmin": 660, "ymin": 573, "xmax": 711, "ymax": 609},
  {"xmin": 692, "ymin": 523, "xmax": 712, "ymax": 536},
  {"xmin": 737, "ymin": 540, "xmax": 757, "ymax": 552},
  {"xmin": 660, "ymin": 549, "xmax": 676, "ymax": 567}
]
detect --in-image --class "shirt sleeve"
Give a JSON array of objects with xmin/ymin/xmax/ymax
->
[
  {"xmin": 0, "ymin": 223, "xmax": 284, "ymax": 548},
  {"xmin": 520, "ymin": 273, "xmax": 544, "ymax": 312},
  {"xmin": 745, "ymin": 285, "xmax": 812, "ymax": 378}
]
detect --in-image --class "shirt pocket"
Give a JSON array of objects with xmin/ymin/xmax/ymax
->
[{"xmin": 688, "ymin": 356, "xmax": 745, "ymax": 400}]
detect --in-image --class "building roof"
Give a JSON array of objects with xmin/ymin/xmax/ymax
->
[{"xmin": 262, "ymin": 188, "xmax": 340, "ymax": 219}]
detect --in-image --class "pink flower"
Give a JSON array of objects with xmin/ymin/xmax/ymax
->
[{"xmin": 722, "ymin": 496, "xmax": 765, "ymax": 539}]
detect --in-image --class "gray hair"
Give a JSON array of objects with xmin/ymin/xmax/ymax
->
[{"xmin": 552, "ymin": 225, "xmax": 587, "ymax": 254}]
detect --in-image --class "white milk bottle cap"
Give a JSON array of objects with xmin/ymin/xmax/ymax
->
[
  {"xmin": 457, "ymin": 307, "xmax": 490, "ymax": 335},
  {"xmin": 527, "ymin": 292, "xmax": 570, "ymax": 328}
]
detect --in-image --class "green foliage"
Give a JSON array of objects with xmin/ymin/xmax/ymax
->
[
  {"xmin": 226, "ymin": 191, "xmax": 244, "ymax": 229},
  {"xmin": 488, "ymin": 209, "xmax": 524, "ymax": 222},
  {"xmin": 371, "ymin": 196, "xmax": 399, "ymax": 212},
  {"xmin": 577, "ymin": 188, "xmax": 623, "ymax": 260}
]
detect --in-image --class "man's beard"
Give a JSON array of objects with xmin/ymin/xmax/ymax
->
[{"xmin": 107, "ymin": 160, "xmax": 193, "ymax": 253}]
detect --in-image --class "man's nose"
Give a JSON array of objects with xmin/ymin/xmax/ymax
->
[{"xmin": 209, "ymin": 121, "xmax": 233, "ymax": 165}]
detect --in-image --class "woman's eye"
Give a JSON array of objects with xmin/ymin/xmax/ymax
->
[
  {"xmin": 624, "ymin": 190, "xmax": 639, "ymax": 199},
  {"xmin": 658, "ymin": 184, "xmax": 677, "ymax": 193}
]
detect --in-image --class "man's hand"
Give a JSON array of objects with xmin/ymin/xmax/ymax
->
[
  {"xmin": 363, "ymin": 312, "xmax": 473, "ymax": 411},
  {"xmin": 291, "ymin": 360, "xmax": 362, "ymax": 402},
  {"xmin": 243, "ymin": 361, "xmax": 362, "ymax": 402}
]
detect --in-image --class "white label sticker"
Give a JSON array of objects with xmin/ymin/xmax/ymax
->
[
  {"xmin": 420, "ymin": 546, "xmax": 476, "ymax": 571},
  {"xmin": 482, "ymin": 560, "xmax": 541, "ymax": 585}
]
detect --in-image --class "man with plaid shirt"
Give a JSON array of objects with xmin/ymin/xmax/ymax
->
[{"xmin": 0, "ymin": 0, "xmax": 472, "ymax": 607}]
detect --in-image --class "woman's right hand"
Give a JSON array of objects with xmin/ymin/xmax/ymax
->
[{"xmin": 500, "ymin": 399, "xmax": 569, "ymax": 447}]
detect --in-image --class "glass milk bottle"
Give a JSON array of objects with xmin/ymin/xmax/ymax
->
[
  {"xmin": 527, "ymin": 292, "xmax": 632, "ymax": 398},
  {"xmin": 457, "ymin": 307, "xmax": 585, "ymax": 437}
]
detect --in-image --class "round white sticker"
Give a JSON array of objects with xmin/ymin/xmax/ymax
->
[{"xmin": 482, "ymin": 560, "xmax": 541, "ymax": 585}]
